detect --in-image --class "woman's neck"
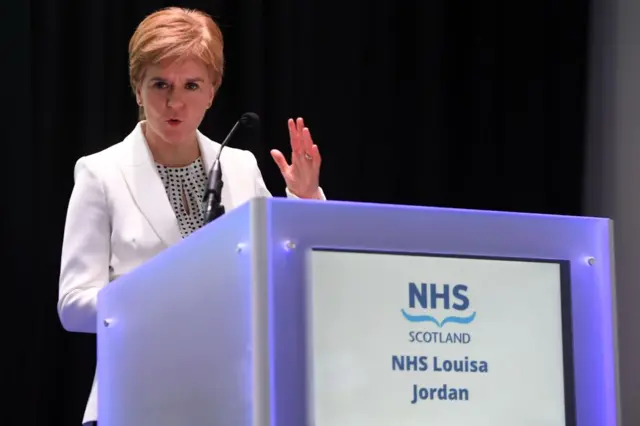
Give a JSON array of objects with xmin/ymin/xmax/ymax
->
[{"xmin": 143, "ymin": 123, "xmax": 201, "ymax": 167}]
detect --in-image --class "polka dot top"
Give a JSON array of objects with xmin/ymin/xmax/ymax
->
[{"xmin": 155, "ymin": 157, "xmax": 208, "ymax": 238}]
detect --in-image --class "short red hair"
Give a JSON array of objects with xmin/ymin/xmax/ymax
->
[{"xmin": 128, "ymin": 7, "xmax": 224, "ymax": 116}]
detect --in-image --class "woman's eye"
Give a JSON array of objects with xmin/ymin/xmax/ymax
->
[
  {"xmin": 186, "ymin": 82, "xmax": 199, "ymax": 90},
  {"xmin": 153, "ymin": 81, "xmax": 168, "ymax": 89}
]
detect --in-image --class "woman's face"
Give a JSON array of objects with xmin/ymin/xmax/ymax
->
[{"xmin": 136, "ymin": 57, "xmax": 215, "ymax": 146}]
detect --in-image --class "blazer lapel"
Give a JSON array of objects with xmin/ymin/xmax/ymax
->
[
  {"xmin": 118, "ymin": 123, "xmax": 183, "ymax": 247},
  {"xmin": 197, "ymin": 130, "xmax": 217, "ymax": 178}
]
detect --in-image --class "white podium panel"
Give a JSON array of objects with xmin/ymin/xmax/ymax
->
[
  {"xmin": 97, "ymin": 201, "xmax": 269, "ymax": 426},
  {"xmin": 307, "ymin": 250, "xmax": 570, "ymax": 426}
]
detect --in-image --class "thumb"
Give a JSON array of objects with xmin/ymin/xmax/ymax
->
[{"xmin": 270, "ymin": 149, "xmax": 289, "ymax": 174}]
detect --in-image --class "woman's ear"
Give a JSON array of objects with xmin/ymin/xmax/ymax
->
[
  {"xmin": 136, "ymin": 88, "xmax": 142, "ymax": 106},
  {"xmin": 208, "ymin": 86, "xmax": 215, "ymax": 108}
]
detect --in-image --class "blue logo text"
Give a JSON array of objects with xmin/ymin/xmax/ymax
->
[{"xmin": 401, "ymin": 282, "xmax": 476, "ymax": 327}]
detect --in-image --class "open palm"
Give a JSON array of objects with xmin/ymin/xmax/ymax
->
[{"xmin": 270, "ymin": 117, "xmax": 322, "ymax": 199}]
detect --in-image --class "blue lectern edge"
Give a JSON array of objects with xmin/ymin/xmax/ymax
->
[{"xmin": 261, "ymin": 196, "xmax": 612, "ymax": 222}]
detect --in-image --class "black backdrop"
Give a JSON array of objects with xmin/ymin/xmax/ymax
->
[{"xmin": 11, "ymin": 0, "xmax": 589, "ymax": 424}]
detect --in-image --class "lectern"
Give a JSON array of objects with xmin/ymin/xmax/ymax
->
[{"xmin": 97, "ymin": 197, "xmax": 620, "ymax": 426}]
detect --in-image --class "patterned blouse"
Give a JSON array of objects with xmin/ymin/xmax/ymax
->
[{"xmin": 155, "ymin": 157, "xmax": 208, "ymax": 238}]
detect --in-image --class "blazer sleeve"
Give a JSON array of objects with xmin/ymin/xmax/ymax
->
[
  {"xmin": 248, "ymin": 151, "xmax": 273, "ymax": 198},
  {"xmin": 58, "ymin": 157, "xmax": 111, "ymax": 334}
]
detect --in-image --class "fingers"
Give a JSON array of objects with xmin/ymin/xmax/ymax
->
[
  {"xmin": 270, "ymin": 149, "xmax": 289, "ymax": 174},
  {"xmin": 288, "ymin": 117, "xmax": 321, "ymax": 168},
  {"xmin": 302, "ymin": 126, "xmax": 314, "ymax": 157},
  {"xmin": 290, "ymin": 116, "xmax": 315, "ymax": 158},
  {"xmin": 311, "ymin": 143, "xmax": 321, "ymax": 165},
  {"xmin": 288, "ymin": 119, "xmax": 302, "ymax": 154}
]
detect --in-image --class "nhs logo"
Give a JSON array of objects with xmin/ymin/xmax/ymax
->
[{"xmin": 401, "ymin": 282, "xmax": 477, "ymax": 327}]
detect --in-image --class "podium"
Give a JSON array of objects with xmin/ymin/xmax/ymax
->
[{"xmin": 97, "ymin": 197, "xmax": 620, "ymax": 426}]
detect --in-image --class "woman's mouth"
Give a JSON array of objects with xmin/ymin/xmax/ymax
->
[{"xmin": 167, "ymin": 119, "xmax": 182, "ymax": 127}]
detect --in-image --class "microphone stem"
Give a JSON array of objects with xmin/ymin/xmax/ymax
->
[{"xmin": 201, "ymin": 112, "xmax": 259, "ymax": 225}]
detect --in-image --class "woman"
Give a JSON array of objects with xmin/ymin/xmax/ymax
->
[{"xmin": 57, "ymin": 7, "xmax": 325, "ymax": 426}]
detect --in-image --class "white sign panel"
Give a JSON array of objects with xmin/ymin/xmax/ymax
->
[{"xmin": 306, "ymin": 249, "xmax": 571, "ymax": 426}]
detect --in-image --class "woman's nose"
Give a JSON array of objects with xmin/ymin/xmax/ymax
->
[{"xmin": 166, "ymin": 89, "xmax": 185, "ymax": 109}]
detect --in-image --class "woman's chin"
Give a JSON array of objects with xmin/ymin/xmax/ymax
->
[{"xmin": 160, "ymin": 123, "xmax": 194, "ymax": 143}]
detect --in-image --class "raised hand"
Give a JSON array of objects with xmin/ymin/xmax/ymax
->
[{"xmin": 270, "ymin": 117, "xmax": 322, "ymax": 199}]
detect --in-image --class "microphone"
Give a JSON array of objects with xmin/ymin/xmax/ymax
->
[{"xmin": 202, "ymin": 112, "xmax": 260, "ymax": 224}]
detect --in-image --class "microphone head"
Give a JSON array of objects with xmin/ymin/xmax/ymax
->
[{"xmin": 240, "ymin": 112, "xmax": 260, "ymax": 127}]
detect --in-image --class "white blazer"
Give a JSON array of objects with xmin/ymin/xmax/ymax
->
[{"xmin": 57, "ymin": 122, "xmax": 323, "ymax": 425}]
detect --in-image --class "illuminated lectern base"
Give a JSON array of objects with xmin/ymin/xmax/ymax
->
[{"xmin": 97, "ymin": 197, "xmax": 619, "ymax": 426}]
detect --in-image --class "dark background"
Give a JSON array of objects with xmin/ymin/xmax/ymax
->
[{"xmin": 10, "ymin": 0, "xmax": 593, "ymax": 425}]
